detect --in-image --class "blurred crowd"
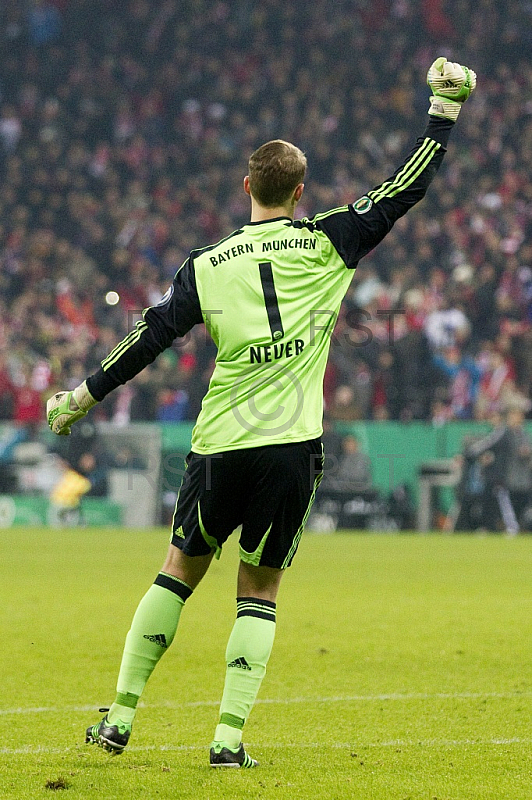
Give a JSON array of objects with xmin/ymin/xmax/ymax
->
[{"xmin": 1, "ymin": 0, "xmax": 532, "ymax": 427}]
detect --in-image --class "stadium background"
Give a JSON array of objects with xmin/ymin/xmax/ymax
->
[{"xmin": 0, "ymin": 0, "xmax": 531, "ymax": 528}]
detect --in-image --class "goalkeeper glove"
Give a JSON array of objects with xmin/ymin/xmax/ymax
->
[
  {"xmin": 427, "ymin": 56, "xmax": 476, "ymax": 122},
  {"xmin": 46, "ymin": 380, "xmax": 98, "ymax": 436}
]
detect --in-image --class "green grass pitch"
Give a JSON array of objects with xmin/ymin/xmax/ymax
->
[{"xmin": 1, "ymin": 528, "xmax": 531, "ymax": 799}]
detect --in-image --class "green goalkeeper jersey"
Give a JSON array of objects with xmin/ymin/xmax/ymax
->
[
  {"xmin": 189, "ymin": 217, "xmax": 353, "ymax": 451},
  {"xmin": 87, "ymin": 117, "xmax": 453, "ymax": 454}
]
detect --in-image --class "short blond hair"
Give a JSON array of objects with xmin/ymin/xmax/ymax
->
[{"xmin": 248, "ymin": 139, "xmax": 307, "ymax": 207}]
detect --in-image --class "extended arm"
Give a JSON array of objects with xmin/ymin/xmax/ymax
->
[{"xmin": 47, "ymin": 258, "xmax": 202, "ymax": 434}]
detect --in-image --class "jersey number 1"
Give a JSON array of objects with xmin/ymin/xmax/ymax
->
[{"xmin": 259, "ymin": 261, "xmax": 284, "ymax": 341}]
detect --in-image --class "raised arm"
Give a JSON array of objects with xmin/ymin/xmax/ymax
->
[{"xmin": 310, "ymin": 57, "xmax": 476, "ymax": 269}]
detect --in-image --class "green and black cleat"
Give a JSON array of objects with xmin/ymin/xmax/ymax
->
[
  {"xmin": 210, "ymin": 742, "xmax": 258, "ymax": 768},
  {"xmin": 85, "ymin": 708, "xmax": 132, "ymax": 755}
]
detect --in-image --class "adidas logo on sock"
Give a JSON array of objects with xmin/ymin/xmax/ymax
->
[
  {"xmin": 227, "ymin": 657, "xmax": 251, "ymax": 670},
  {"xmin": 143, "ymin": 633, "xmax": 168, "ymax": 648}
]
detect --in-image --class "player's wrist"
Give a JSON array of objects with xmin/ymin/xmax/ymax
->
[
  {"xmin": 72, "ymin": 380, "xmax": 98, "ymax": 412},
  {"xmin": 428, "ymin": 96, "xmax": 461, "ymax": 122}
]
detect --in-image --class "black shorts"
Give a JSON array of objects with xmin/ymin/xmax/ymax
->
[{"xmin": 171, "ymin": 438, "xmax": 323, "ymax": 569}]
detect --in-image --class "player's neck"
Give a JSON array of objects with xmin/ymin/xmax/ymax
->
[{"xmin": 250, "ymin": 201, "xmax": 295, "ymax": 222}]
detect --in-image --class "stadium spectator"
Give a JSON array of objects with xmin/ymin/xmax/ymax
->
[
  {"xmin": 48, "ymin": 455, "xmax": 91, "ymax": 527},
  {"xmin": 316, "ymin": 433, "xmax": 379, "ymax": 531},
  {"xmin": 475, "ymin": 347, "xmax": 517, "ymax": 419},
  {"xmin": 450, "ymin": 435, "xmax": 486, "ymax": 532},
  {"xmin": 464, "ymin": 412, "xmax": 519, "ymax": 534},
  {"xmin": 505, "ymin": 407, "xmax": 532, "ymax": 530},
  {"xmin": 433, "ymin": 345, "xmax": 482, "ymax": 419},
  {"xmin": 323, "ymin": 434, "xmax": 373, "ymax": 493}
]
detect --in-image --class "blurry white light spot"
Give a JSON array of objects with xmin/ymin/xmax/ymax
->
[{"xmin": 105, "ymin": 291, "xmax": 120, "ymax": 306}]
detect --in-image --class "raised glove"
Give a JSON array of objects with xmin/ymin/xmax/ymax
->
[
  {"xmin": 46, "ymin": 380, "xmax": 98, "ymax": 436},
  {"xmin": 427, "ymin": 56, "xmax": 476, "ymax": 121}
]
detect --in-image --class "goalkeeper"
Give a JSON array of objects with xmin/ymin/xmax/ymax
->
[{"xmin": 47, "ymin": 57, "xmax": 475, "ymax": 768}]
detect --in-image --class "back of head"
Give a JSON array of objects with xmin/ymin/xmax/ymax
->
[{"xmin": 248, "ymin": 139, "xmax": 307, "ymax": 208}]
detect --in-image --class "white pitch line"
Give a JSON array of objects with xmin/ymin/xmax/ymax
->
[
  {"xmin": 0, "ymin": 691, "xmax": 530, "ymax": 717},
  {"xmin": 1, "ymin": 737, "xmax": 531, "ymax": 757}
]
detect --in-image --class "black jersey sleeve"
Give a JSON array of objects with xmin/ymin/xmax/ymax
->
[
  {"xmin": 312, "ymin": 117, "xmax": 454, "ymax": 268},
  {"xmin": 86, "ymin": 257, "xmax": 203, "ymax": 401}
]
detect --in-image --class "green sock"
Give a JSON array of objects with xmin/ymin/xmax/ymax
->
[
  {"xmin": 107, "ymin": 572, "xmax": 192, "ymax": 726},
  {"xmin": 213, "ymin": 597, "xmax": 276, "ymax": 749}
]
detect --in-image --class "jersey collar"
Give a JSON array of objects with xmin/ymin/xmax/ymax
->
[{"xmin": 245, "ymin": 216, "xmax": 292, "ymax": 226}]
